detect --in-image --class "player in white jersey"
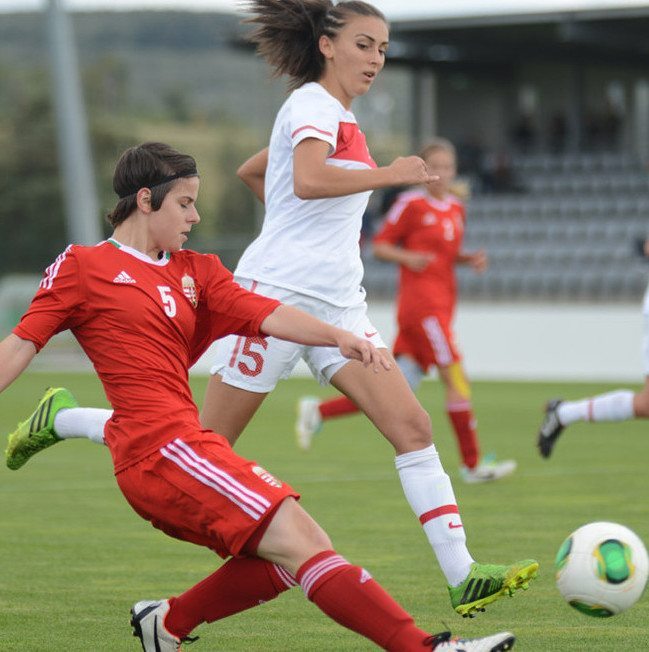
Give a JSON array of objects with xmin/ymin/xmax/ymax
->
[
  {"xmin": 537, "ymin": 237, "xmax": 649, "ymax": 458},
  {"xmin": 6, "ymin": 0, "xmax": 537, "ymax": 621}
]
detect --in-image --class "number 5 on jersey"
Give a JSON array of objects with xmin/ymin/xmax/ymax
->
[{"xmin": 158, "ymin": 286, "xmax": 177, "ymax": 318}]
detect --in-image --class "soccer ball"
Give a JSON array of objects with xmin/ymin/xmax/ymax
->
[{"xmin": 555, "ymin": 521, "xmax": 649, "ymax": 617}]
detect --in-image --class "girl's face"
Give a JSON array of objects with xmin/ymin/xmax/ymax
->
[
  {"xmin": 319, "ymin": 14, "xmax": 389, "ymax": 107},
  {"xmin": 424, "ymin": 148, "xmax": 457, "ymax": 196},
  {"xmin": 149, "ymin": 176, "xmax": 201, "ymax": 253}
]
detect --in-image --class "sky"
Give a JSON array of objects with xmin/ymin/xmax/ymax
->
[{"xmin": 1, "ymin": 0, "xmax": 649, "ymax": 20}]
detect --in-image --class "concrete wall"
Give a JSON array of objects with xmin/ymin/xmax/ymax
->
[{"xmin": 192, "ymin": 301, "xmax": 646, "ymax": 383}]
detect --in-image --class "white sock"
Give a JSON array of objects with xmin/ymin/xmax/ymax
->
[
  {"xmin": 558, "ymin": 390, "xmax": 635, "ymax": 425},
  {"xmin": 54, "ymin": 408, "xmax": 112, "ymax": 444},
  {"xmin": 395, "ymin": 443, "xmax": 474, "ymax": 586}
]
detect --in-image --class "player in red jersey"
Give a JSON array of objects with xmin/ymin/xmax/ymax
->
[
  {"xmin": 1, "ymin": 142, "xmax": 519, "ymax": 651},
  {"xmin": 296, "ymin": 138, "xmax": 516, "ymax": 484}
]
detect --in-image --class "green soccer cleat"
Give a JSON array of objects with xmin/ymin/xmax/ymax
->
[
  {"xmin": 449, "ymin": 559, "xmax": 539, "ymax": 618},
  {"xmin": 5, "ymin": 387, "xmax": 78, "ymax": 470}
]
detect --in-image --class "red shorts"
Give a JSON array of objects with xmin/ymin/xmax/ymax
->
[
  {"xmin": 393, "ymin": 313, "xmax": 461, "ymax": 371},
  {"xmin": 115, "ymin": 430, "xmax": 299, "ymax": 558}
]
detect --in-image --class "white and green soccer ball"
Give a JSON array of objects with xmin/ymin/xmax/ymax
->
[{"xmin": 555, "ymin": 521, "xmax": 649, "ymax": 617}]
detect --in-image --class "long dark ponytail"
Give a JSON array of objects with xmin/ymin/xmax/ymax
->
[{"xmin": 243, "ymin": 0, "xmax": 387, "ymax": 91}]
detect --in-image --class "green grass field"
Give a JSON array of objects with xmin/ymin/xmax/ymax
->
[{"xmin": 1, "ymin": 373, "xmax": 648, "ymax": 651}]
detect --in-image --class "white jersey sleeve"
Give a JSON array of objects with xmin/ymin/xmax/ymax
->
[{"xmin": 289, "ymin": 85, "xmax": 339, "ymax": 153}]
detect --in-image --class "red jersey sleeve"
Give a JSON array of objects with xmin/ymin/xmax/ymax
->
[
  {"xmin": 199, "ymin": 255, "xmax": 281, "ymax": 342},
  {"xmin": 373, "ymin": 193, "xmax": 417, "ymax": 246},
  {"xmin": 13, "ymin": 246, "xmax": 85, "ymax": 352}
]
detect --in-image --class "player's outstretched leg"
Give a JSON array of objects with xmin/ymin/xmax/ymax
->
[
  {"xmin": 295, "ymin": 395, "xmax": 322, "ymax": 451},
  {"xmin": 130, "ymin": 599, "xmax": 516, "ymax": 652},
  {"xmin": 536, "ymin": 399, "xmax": 564, "ymax": 458},
  {"xmin": 431, "ymin": 630, "xmax": 516, "ymax": 651},
  {"xmin": 130, "ymin": 600, "xmax": 198, "ymax": 652},
  {"xmin": 449, "ymin": 559, "xmax": 539, "ymax": 618},
  {"xmin": 4, "ymin": 387, "xmax": 78, "ymax": 470}
]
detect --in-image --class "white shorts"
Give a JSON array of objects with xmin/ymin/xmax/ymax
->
[{"xmin": 210, "ymin": 279, "xmax": 387, "ymax": 393}]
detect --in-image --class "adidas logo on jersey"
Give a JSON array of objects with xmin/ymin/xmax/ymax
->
[{"xmin": 113, "ymin": 270, "xmax": 136, "ymax": 284}]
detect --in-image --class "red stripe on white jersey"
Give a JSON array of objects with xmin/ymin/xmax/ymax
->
[
  {"xmin": 419, "ymin": 504, "xmax": 459, "ymax": 526},
  {"xmin": 329, "ymin": 122, "xmax": 376, "ymax": 168},
  {"xmin": 300, "ymin": 554, "xmax": 350, "ymax": 597},
  {"xmin": 160, "ymin": 438, "xmax": 271, "ymax": 521},
  {"xmin": 40, "ymin": 245, "xmax": 73, "ymax": 290},
  {"xmin": 292, "ymin": 124, "xmax": 334, "ymax": 139}
]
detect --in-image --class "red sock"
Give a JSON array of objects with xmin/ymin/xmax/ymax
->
[
  {"xmin": 296, "ymin": 551, "xmax": 429, "ymax": 651},
  {"xmin": 165, "ymin": 557, "xmax": 296, "ymax": 638},
  {"xmin": 319, "ymin": 396, "xmax": 359, "ymax": 420},
  {"xmin": 447, "ymin": 401, "xmax": 480, "ymax": 469}
]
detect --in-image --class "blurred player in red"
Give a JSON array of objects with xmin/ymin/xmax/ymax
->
[
  {"xmin": 537, "ymin": 236, "xmax": 649, "ymax": 458},
  {"xmin": 1, "ymin": 141, "xmax": 521, "ymax": 652},
  {"xmin": 297, "ymin": 138, "xmax": 516, "ymax": 484}
]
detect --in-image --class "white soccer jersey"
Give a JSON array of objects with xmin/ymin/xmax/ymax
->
[{"xmin": 235, "ymin": 82, "xmax": 377, "ymax": 307}]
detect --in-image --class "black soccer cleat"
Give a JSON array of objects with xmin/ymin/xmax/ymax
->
[{"xmin": 537, "ymin": 399, "xmax": 564, "ymax": 458}]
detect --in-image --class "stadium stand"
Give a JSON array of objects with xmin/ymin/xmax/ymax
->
[{"xmin": 363, "ymin": 151, "xmax": 649, "ymax": 302}]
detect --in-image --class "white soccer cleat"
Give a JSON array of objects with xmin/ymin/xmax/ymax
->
[
  {"xmin": 131, "ymin": 599, "xmax": 197, "ymax": 651},
  {"xmin": 429, "ymin": 630, "xmax": 516, "ymax": 651},
  {"xmin": 295, "ymin": 396, "xmax": 322, "ymax": 451},
  {"xmin": 460, "ymin": 455, "xmax": 517, "ymax": 484}
]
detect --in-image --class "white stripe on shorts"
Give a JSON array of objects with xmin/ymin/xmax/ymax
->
[
  {"xmin": 422, "ymin": 316, "xmax": 452, "ymax": 366},
  {"xmin": 160, "ymin": 438, "xmax": 271, "ymax": 521},
  {"xmin": 300, "ymin": 554, "xmax": 350, "ymax": 597}
]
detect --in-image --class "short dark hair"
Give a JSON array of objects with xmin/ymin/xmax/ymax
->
[
  {"xmin": 244, "ymin": 0, "xmax": 387, "ymax": 91},
  {"xmin": 107, "ymin": 142, "xmax": 198, "ymax": 227}
]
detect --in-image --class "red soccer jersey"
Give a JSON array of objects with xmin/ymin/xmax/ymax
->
[
  {"xmin": 373, "ymin": 190, "xmax": 466, "ymax": 323},
  {"xmin": 14, "ymin": 240, "xmax": 280, "ymax": 473}
]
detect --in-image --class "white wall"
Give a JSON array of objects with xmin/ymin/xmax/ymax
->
[{"xmin": 192, "ymin": 301, "xmax": 646, "ymax": 383}]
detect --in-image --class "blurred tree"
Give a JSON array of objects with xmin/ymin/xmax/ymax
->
[
  {"xmin": 0, "ymin": 68, "xmax": 67, "ymax": 275},
  {"xmin": 0, "ymin": 65, "xmax": 132, "ymax": 276}
]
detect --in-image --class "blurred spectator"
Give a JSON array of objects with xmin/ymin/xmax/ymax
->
[
  {"xmin": 601, "ymin": 99, "xmax": 623, "ymax": 151},
  {"xmin": 549, "ymin": 112, "xmax": 568, "ymax": 153},
  {"xmin": 481, "ymin": 149, "xmax": 521, "ymax": 194},
  {"xmin": 512, "ymin": 111, "xmax": 537, "ymax": 152}
]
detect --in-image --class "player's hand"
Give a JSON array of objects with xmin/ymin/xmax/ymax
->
[
  {"xmin": 403, "ymin": 250, "xmax": 435, "ymax": 272},
  {"xmin": 336, "ymin": 332, "xmax": 392, "ymax": 372},
  {"xmin": 468, "ymin": 249, "xmax": 488, "ymax": 273},
  {"xmin": 388, "ymin": 156, "xmax": 439, "ymax": 186}
]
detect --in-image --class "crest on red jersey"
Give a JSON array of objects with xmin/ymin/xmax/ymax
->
[{"xmin": 181, "ymin": 274, "xmax": 198, "ymax": 308}]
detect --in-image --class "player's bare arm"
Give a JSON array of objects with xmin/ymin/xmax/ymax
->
[
  {"xmin": 0, "ymin": 333, "xmax": 37, "ymax": 393},
  {"xmin": 373, "ymin": 241, "xmax": 433, "ymax": 272},
  {"xmin": 293, "ymin": 138, "xmax": 437, "ymax": 199},
  {"xmin": 260, "ymin": 304, "xmax": 391, "ymax": 372},
  {"xmin": 457, "ymin": 248, "xmax": 488, "ymax": 273},
  {"xmin": 237, "ymin": 147, "xmax": 268, "ymax": 203}
]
